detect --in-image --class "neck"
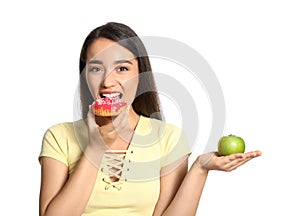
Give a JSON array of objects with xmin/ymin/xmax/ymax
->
[{"xmin": 127, "ymin": 106, "xmax": 140, "ymax": 129}]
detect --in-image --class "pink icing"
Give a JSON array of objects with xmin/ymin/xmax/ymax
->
[{"xmin": 93, "ymin": 98, "xmax": 127, "ymax": 111}]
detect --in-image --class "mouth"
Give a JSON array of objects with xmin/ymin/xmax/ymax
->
[{"xmin": 99, "ymin": 92, "xmax": 123, "ymax": 99}]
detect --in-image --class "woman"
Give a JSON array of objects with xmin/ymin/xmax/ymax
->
[{"xmin": 39, "ymin": 22, "xmax": 261, "ymax": 216}]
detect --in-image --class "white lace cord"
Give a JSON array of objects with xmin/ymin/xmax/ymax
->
[
  {"xmin": 102, "ymin": 177, "xmax": 123, "ymax": 190},
  {"xmin": 101, "ymin": 150, "xmax": 129, "ymax": 190}
]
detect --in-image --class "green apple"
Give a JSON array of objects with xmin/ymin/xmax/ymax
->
[{"xmin": 218, "ymin": 134, "xmax": 245, "ymax": 156}]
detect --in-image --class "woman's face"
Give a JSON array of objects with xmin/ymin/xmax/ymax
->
[{"xmin": 85, "ymin": 38, "xmax": 139, "ymax": 106}]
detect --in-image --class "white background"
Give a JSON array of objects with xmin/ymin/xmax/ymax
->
[{"xmin": 1, "ymin": 0, "xmax": 299, "ymax": 215}]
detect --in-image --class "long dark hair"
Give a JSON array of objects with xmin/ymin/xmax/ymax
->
[{"xmin": 79, "ymin": 22, "xmax": 163, "ymax": 120}]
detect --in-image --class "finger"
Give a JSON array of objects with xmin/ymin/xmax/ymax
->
[
  {"xmin": 113, "ymin": 108, "xmax": 134, "ymax": 133},
  {"xmin": 227, "ymin": 157, "xmax": 253, "ymax": 171},
  {"xmin": 223, "ymin": 156, "xmax": 248, "ymax": 170},
  {"xmin": 228, "ymin": 153, "xmax": 245, "ymax": 161},
  {"xmin": 218, "ymin": 153, "xmax": 245, "ymax": 167},
  {"xmin": 87, "ymin": 105, "xmax": 97, "ymax": 127},
  {"xmin": 113, "ymin": 107, "xmax": 129, "ymax": 126},
  {"xmin": 245, "ymin": 150, "xmax": 262, "ymax": 158},
  {"xmin": 221, "ymin": 150, "xmax": 262, "ymax": 171},
  {"xmin": 224, "ymin": 150, "xmax": 261, "ymax": 163},
  {"xmin": 226, "ymin": 152, "xmax": 262, "ymax": 171},
  {"xmin": 87, "ymin": 105, "xmax": 95, "ymax": 117}
]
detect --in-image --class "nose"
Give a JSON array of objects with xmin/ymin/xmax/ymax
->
[{"xmin": 101, "ymin": 71, "xmax": 117, "ymax": 89}]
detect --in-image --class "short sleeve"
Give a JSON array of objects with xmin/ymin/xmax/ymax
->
[
  {"xmin": 39, "ymin": 124, "xmax": 69, "ymax": 166},
  {"xmin": 161, "ymin": 125, "xmax": 191, "ymax": 167}
]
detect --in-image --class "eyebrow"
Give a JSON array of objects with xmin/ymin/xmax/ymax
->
[
  {"xmin": 88, "ymin": 59, "xmax": 103, "ymax": 65},
  {"xmin": 114, "ymin": 59, "xmax": 133, "ymax": 65},
  {"xmin": 88, "ymin": 59, "xmax": 133, "ymax": 65}
]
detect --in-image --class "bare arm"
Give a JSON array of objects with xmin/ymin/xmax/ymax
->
[
  {"xmin": 154, "ymin": 150, "xmax": 262, "ymax": 216},
  {"xmin": 160, "ymin": 158, "xmax": 208, "ymax": 216},
  {"xmin": 152, "ymin": 156, "xmax": 207, "ymax": 216},
  {"xmin": 39, "ymin": 147, "xmax": 102, "ymax": 216},
  {"xmin": 153, "ymin": 156, "xmax": 189, "ymax": 215},
  {"xmin": 39, "ymin": 107, "xmax": 107, "ymax": 216}
]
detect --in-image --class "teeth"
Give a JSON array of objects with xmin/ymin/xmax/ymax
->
[{"xmin": 101, "ymin": 93, "xmax": 121, "ymax": 98}]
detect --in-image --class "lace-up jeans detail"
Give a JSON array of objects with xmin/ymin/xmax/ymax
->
[{"xmin": 100, "ymin": 150, "xmax": 132, "ymax": 190}]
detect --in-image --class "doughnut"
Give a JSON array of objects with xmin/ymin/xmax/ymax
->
[{"xmin": 92, "ymin": 97, "xmax": 127, "ymax": 116}]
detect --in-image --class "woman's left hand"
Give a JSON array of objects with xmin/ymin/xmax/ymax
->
[{"xmin": 197, "ymin": 150, "xmax": 262, "ymax": 172}]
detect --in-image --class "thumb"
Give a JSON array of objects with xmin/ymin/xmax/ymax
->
[{"xmin": 87, "ymin": 105, "xmax": 97, "ymax": 128}]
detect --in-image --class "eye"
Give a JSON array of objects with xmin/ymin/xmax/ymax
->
[
  {"xmin": 89, "ymin": 66, "xmax": 104, "ymax": 73},
  {"xmin": 117, "ymin": 66, "xmax": 129, "ymax": 72}
]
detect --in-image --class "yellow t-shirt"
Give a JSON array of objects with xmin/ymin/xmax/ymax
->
[{"xmin": 39, "ymin": 115, "xmax": 191, "ymax": 216}]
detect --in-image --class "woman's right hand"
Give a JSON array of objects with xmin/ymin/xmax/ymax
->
[
  {"xmin": 85, "ymin": 105, "xmax": 135, "ymax": 166},
  {"xmin": 86, "ymin": 105, "xmax": 133, "ymax": 147},
  {"xmin": 84, "ymin": 105, "xmax": 110, "ymax": 168},
  {"xmin": 86, "ymin": 105, "xmax": 108, "ymax": 150}
]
